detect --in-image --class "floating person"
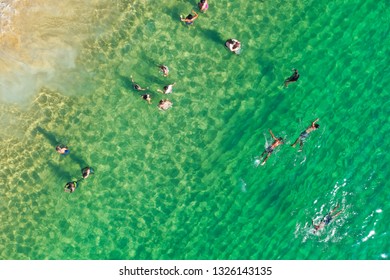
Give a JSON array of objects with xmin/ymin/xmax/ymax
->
[
  {"xmin": 56, "ymin": 144, "xmax": 70, "ymax": 155},
  {"xmin": 158, "ymin": 99, "xmax": 173, "ymax": 111},
  {"xmin": 312, "ymin": 204, "xmax": 342, "ymax": 233},
  {"xmin": 198, "ymin": 0, "xmax": 209, "ymax": 12},
  {"xmin": 81, "ymin": 166, "xmax": 94, "ymax": 179},
  {"xmin": 131, "ymin": 75, "xmax": 147, "ymax": 91},
  {"xmin": 141, "ymin": 94, "xmax": 152, "ymax": 104},
  {"xmin": 259, "ymin": 129, "xmax": 284, "ymax": 166},
  {"xmin": 284, "ymin": 69, "xmax": 300, "ymax": 87},
  {"xmin": 225, "ymin": 39, "xmax": 241, "ymax": 54},
  {"xmin": 159, "ymin": 65, "xmax": 169, "ymax": 77},
  {"xmin": 157, "ymin": 82, "xmax": 176, "ymax": 94},
  {"xmin": 64, "ymin": 181, "xmax": 78, "ymax": 193},
  {"xmin": 180, "ymin": 10, "xmax": 199, "ymax": 25},
  {"xmin": 291, "ymin": 118, "xmax": 320, "ymax": 151}
]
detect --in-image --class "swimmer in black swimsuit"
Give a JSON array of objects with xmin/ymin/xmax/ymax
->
[
  {"xmin": 312, "ymin": 204, "xmax": 342, "ymax": 233},
  {"xmin": 81, "ymin": 167, "xmax": 94, "ymax": 179},
  {"xmin": 131, "ymin": 76, "xmax": 147, "ymax": 91},
  {"xmin": 141, "ymin": 94, "xmax": 152, "ymax": 104},
  {"xmin": 284, "ymin": 69, "xmax": 300, "ymax": 87},
  {"xmin": 260, "ymin": 129, "xmax": 284, "ymax": 166},
  {"xmin": 291, "ymin": 118, "xmax": 319, "ymax": 151}
]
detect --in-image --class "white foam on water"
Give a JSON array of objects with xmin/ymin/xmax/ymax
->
[
  {"xmin": 362, "ymin": 230, "xmax": 375, "ymax": 242},
  {"xmin": 239, "ymin": 178, "xmax": 247, "ymax": 192}
]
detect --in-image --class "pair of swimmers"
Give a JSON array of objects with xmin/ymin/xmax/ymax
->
[
  {"xmin": 181, "ymin": 1, "xmax": 209, "ymax": 24},
  {"xmin": 64, "ymin": 167, "xmax": 94, "ymax": 193},
  {"xmin": 259, "ymin": 119, "xmax": 320, "ymax": 165}
]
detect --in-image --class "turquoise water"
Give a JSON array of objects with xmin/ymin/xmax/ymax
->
[{"xmin": 0, "ymin": 0, "xmax": 389, "ymax": 259}]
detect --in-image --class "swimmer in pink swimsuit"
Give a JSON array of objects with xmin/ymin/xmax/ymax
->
[{"xmin": 198, "ymin": 0, "xmax": 209, "ymax": 12}]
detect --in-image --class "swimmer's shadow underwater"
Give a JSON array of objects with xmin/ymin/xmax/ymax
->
[
  {"xmin": 47, "ymin": 161, "xmax": 73, "ymax": 184},
  {"xmin": 35, "ymin": 126, "xmax": 59, "ymax": 146},
  {"xmin": 200, "ymin": 28, "xmax": 225, "ymax": 45}
]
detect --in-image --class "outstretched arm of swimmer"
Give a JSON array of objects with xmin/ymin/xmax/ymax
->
[
  {"xmin": 192, "ymin": 11, "xmax": 199, "ymax": 19},
  {"xmin": 269, "ymin": 129, "xmax": 277, "ymax": 141},
  {"xmin": 329, "ymin": 203, "xmax": 339, "ymax": 215},
  {"xmin": 311, "ymin": 118, "xmax": 319, "ymax": 126},
  {"xmin": 329, "ymin": 204, "xmax": 342, "ymax": 218},
  {"xmin": 332, "ymin": 210, "xmax": 342, "ymax": 219}
]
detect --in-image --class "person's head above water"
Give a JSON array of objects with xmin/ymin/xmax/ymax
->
[
  {"xmin": 187, "ymin": 14, "xmax": 193, "ymax": 19},
  {"xmin": 314, "ymin": 123, "xmax": 320, "ymax": 128}
]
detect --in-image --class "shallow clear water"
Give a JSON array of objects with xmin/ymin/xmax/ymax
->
[{"xmin": 0, "ymin": 0, "xmax": 389, "ymax": 259}]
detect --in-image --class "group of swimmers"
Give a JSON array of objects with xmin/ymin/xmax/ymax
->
[
  {"xmin": 56, "ymin": 145, "xmax": 94, "ymax": 193},
  {"xmin": 258, "ymin": 118, "xmax": 342, "ymax": 233},
  {"xmin": 140, "ymin": 1, "xmax": 340, "ymax": 234},
  {"xmin": 180, "ymin": 0, "xmax": 209, "ymax": 24},
  {"xmin": 131, "ymin": 65, "xmax": 174, "ymax": 111}
]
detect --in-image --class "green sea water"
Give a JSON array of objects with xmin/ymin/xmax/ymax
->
[{"xmin": 0, "ymin": 0, "xmax": 389, "ymax": 260}]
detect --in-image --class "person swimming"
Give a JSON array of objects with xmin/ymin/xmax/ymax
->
[
  {"xmin": 158, "ymin": 99, "xmax": 173, "ymax": 111},
  {"xmin": 291, "ymin": 118, "xmax": 319, "ymax": 151},
  {"xmin": 259, "ymin": 129, "xmax": 284, "ymax": 166},
  {"xmin": 56, "ymin": 145, "xmax": 69, "ymax": 155},
  {"xmin": 225, "ymin": 39, "xmax": 241, "ymax": 54},
  {"xmin": 181, "ymin": 10, "xmax": 199, "ymax": 25},
  {"xmin": 312, "ymin": 204, "xmax": 342, "ymax": 233},
  {"xmin": 64, "ymin": 181, "xmax": 78, "ymax": 193},
  {"xmin": 131, "ymin": 75, "xmax": 147, "ymax": 91},
  {"xmin": 141, "ymin": 94, "xmax": 152, "ymax": 104},
  {"xmin": 198, "ymin": 0, "xmax": 209, "ymax": 12},
  {"xmin": 159, "ymin": 65, "xmax": 169, "ymax": 77},
  {"xmin": 81, "ymin": 167, "xmax": 94, "ymax": 179},
  {"xmin": 284, "ymin": 69, "xmax": 300, "ymax": 87},
  {"xmin": 157, "ymin": 82, "xmax": 176, "ymax": 94}
]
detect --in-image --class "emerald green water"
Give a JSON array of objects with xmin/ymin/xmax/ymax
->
[{"xmin": 0, "ymin": 0, "xmax": 389, "ymax": 259}]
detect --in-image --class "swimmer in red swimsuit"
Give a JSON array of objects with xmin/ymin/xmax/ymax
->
[{"xmin": 260, "ymin": 129, "xmax": 284, "ymax": 166}]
